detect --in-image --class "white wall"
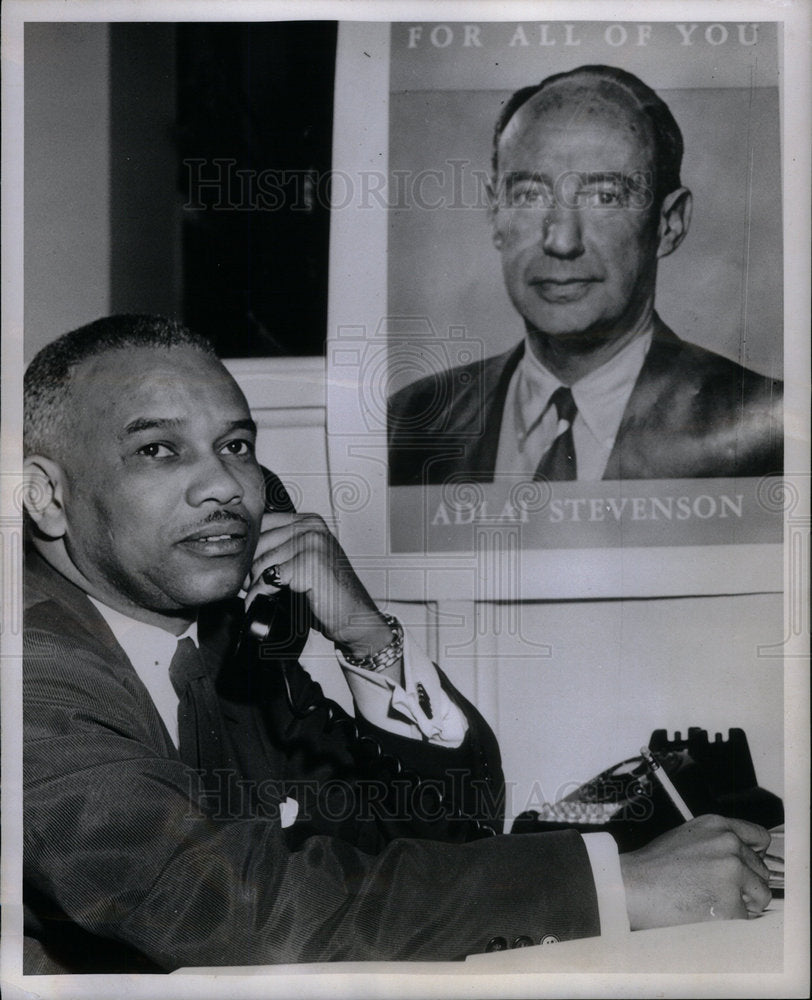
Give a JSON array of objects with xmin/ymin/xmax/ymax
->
[
  {"xmin": 25, "ymin": 23, "xmax": 111, "ymax": 357},
  {"xmin": 24, "ymin": 22, "xmax": 180, "ymax": 362}
]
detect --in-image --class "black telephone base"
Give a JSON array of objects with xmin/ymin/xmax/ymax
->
[{"xmin": 510, "ymin": 727, "xmax": 783, "ymax": 852}]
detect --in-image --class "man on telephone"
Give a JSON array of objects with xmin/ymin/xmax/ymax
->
[{"xmin": 22, "ymin": 314, "xmax": 772, "ymax": 972}]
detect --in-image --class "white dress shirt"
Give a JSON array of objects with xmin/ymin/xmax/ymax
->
[
  {"xmin": 88, "ymin": 597, "xmax": 467, "ymax": 749},
  {"xmin": 495, "ymin": 331, "xmax": 653, "ymax": 481},
  {"xmin": 88, "ymin": 596, "xmax": 196, "ymax": 747}
]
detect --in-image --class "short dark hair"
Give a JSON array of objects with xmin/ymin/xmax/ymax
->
[
  {"xmin": 24, "ymin": 314, "xmax": 216, "ymax": 459},
  {"xmin": 491, "ymin": 64, "xmax": 684, "ymax": 210}
]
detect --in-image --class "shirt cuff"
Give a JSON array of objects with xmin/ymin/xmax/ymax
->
[
  {"xmin": 337, "ymin": 629, "xmax": 468, "ymax": 747},
  {"xmin": 582, "ymin": 832, "xmax": 630, "ymax": 939}
]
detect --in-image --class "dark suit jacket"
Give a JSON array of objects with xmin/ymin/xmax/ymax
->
[
  {"xmin": 388, "ymin": 316, "xmax": 783, "ymax": 485},
  {"xmin": 23, "ymin": 550, "xmax": 600, "ymax": 972}
]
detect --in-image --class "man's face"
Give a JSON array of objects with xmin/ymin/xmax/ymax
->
[
  {"xmin": 491, "ymin": 82, "xmax": 663, "ymax": 341},
  {"xmin": 56, "ymin": 345, "xmax": 265, "ymax": 622}
]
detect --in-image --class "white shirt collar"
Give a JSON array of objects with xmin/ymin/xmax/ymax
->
[
  {"xmin": 87, "ymin": 596, "xmax": 198, "ymax": 663},
  {"xmin": 87, "ymin": 597, "xmax": 198, "ymax": 747},
  {"xmin": 517, "ymin": 329, "xmax": 653, "ymax": 447}
]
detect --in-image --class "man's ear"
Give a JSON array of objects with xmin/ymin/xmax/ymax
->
[
  {"xmin": 656, "ymin": 187, "xmax": 692, "ymax": 259},
  {"xmin": 486, "ymin": 179, "xmax": 504, "ymax": 250},
  {"xmin": 23, "ymin": 456, "xmax": 68, "ymax": 539}
]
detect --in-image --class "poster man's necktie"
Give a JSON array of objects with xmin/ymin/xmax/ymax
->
[
  {"xmin": 533, "ymin": 386, "xmax": 578, "ymax": 481},
  {"xmin": 169, "ymin": 636, "xmax": 226, "ymax": 772}
]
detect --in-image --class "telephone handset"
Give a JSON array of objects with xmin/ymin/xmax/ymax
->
[{"xmin": 242, "ymin": 467, "xmax": 311, "ymax": 659}]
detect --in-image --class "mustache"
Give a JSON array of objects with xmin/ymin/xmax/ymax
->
[
  {"xmin": 530, "ymin": 273, "xmax": 601, "ymax": 282},
  {"xmin": 177, "ymin": 509, "xmax": 253, "ymax": 537}
]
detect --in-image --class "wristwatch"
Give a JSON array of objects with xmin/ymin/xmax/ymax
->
[{"xmin": 340, "ymin": 614, "xmax": 404, "ymax": 672}]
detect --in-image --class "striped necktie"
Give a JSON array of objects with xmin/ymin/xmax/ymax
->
[{"xmin": 533, "ymin": 386, "xmax": 578, "ymax": 481}]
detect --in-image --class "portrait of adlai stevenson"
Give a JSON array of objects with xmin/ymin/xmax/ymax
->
[{"xmin": 388, "ymin": 64, "xmax": 782, "ymax": 487}]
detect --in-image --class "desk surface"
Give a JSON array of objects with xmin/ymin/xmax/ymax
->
[
  {"xmin": 464, "ymin": 902, "xmax": 784, "ymax": 974},
  {"xmin": 177, "ymin": 903, "xmax": 783, "ymax": 977}
]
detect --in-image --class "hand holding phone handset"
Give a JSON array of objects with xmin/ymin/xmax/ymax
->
[
  {"xmin": 240, "ymin": 469, "xmax": 310, "ymax": 658},
  {"xmin": 242, "ymin": 469, "xmax": 401, "ymax": 720},
  {"xmin": 244, "ymin": 470, "xmax": 395, "ymax": 669}
]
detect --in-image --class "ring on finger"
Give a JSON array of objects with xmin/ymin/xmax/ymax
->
[{"xmin": 262, "ymin": 564, "xmax": 283, "ymax": 587}]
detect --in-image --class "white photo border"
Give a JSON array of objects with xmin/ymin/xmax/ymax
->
[{"xmin": 1, "ymin": 2, "xmax": 809, "ymax": 999}]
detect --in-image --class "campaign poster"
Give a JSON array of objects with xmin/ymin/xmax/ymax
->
[{"xmin": 327, "ymin": 18, "xmax": 787, "ymax": 598}]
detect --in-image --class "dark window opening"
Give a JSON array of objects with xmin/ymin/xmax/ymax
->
[{"xmin": 176, "ymin": 22, "xmax": 337, "ymax": 357}]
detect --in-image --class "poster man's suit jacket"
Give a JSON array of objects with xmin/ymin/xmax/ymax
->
[
  {"xmin": 388, "ymin": 316, "xmax": 783, "ymax": 486},
  {"xmin": 23, "ymin": 550, "xmax": 600, "ymax": 972}
]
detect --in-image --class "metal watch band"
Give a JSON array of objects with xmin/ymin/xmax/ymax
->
[{"xmin": 341, "ymin": 614, "xmax": 404, "ymax": 672}]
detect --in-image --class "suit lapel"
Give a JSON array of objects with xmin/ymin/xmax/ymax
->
[
  {"xmin": 25, "ymin": 548, "xmax": 182, "ymax": 755},
  {"xmin": 602, "ymin": 317, "xmax": 682, "ymax": 480},
  {"xmin": 466, "ymin": 342, "xmax": 524, "ymax": 478},
  {"xmin": 25, "ymin": 547, "xmax": 132, "ymax": 663}
]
